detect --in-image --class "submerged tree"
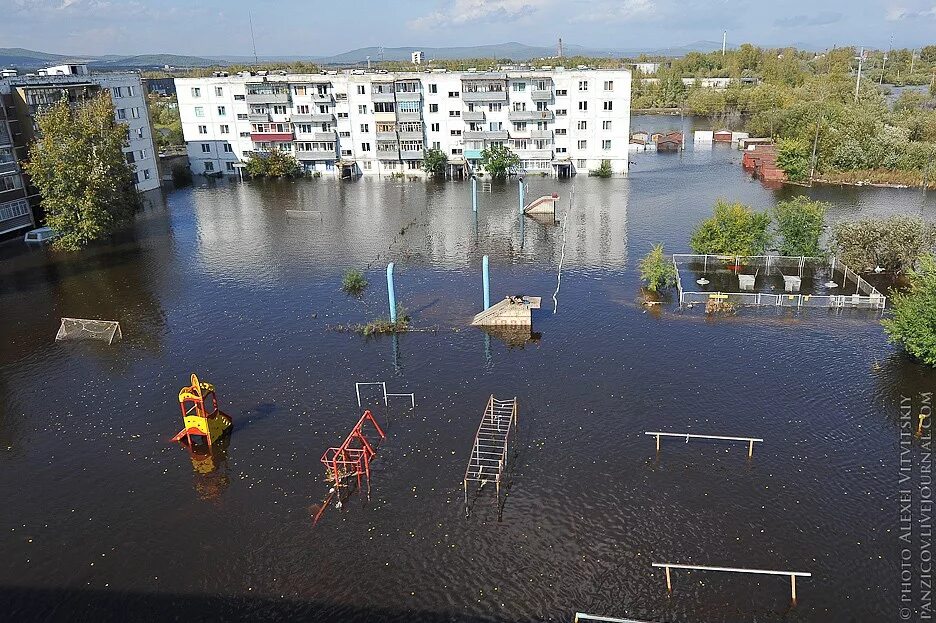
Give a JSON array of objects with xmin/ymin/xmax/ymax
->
[
  {"xmin": 773, "ymin": 196, "xmax": 827, "ymax": 256},
  {"xmin": 480, "ymin": 144, "xmax": 519, "ymax": 179},
  {"xmin": 244, "ymin": 149, "xmax": 301, "ymax": 178},
  {"xmin": 831, "ymin": 216, "xmax": 936, "ymax": 273},
  {"xmin": 689, "ymin": 200, "xmax": 772, "ymax": 256},
  {"xmin": 883, "ymin": 253, "xmax": 936, "ymax": 366},
  {"xmin": 422, "ymin": 148, "xmax": 447, "ymax": 177},
  {"xmin": 25, "ymin": 92, "xmax": 140, "ymax": 251},
  {"xmin": 639, "ymin": 243, "xmax": 677, "ymax": 292}
]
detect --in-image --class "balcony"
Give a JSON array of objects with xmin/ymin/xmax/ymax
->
[
  {"xmin": 0, "ymin": 130, "xmax": 10, "ymax": 146},
  {"xmin": 297, "ymin": 131, "xmax": 336, "ymax": 142},
  {"xmin": 464, "ymin": 149, "xmax": 482, "ymax": 160},
  {"xmin": 248, "ymin": 112, "xmax": 270, "ymax": 122},
  {"xmin": 376, "ymin": 149, "xmax": 400, "ymax": 160},
  {"xmin": 292, "ymin": 113, "xmax": 335, "ymax": 124},
  {"xmin": 376, "ymin": 131, "xmax": 397, "ymax": 141},
  {"xmin": 400, "ymin": 149, "xmax": 424, "ymax": 160},
  {"xmin": 508, "ymin": 109, "xmax": 554, "ymax": 122},
  {"xmin": 461, "ymin": 91, "xmax": 507, "ymax": 103},
  {"xmin": 296, "ymin": 149, "xmax": 337, "ymax": 161},
  {"xmin": 462, "ymin": 110, "xmax": 485, "ymax": 122},
  {"xmin": 250, "ymin": 132, "xmax": 294, "ymax": 142},
  {"xmin": 518, "ymin": 149, "xmax": 554, "ymax": 160},
  {"xmin": 397, "ymin": 130, "xmax": 424, "ymax": 141},
  {"xmin": 0, "ymin": 160, "xmax": 18, "ymax": 176},
  {"xmin": 246, "ymin": 92, "xmax": 290, "ymax": 105},
  {"xmin": 311, "ymin": 92, "xmax": 334, "ymax": 103},
  {"xmin": 531, "ymin": 129, "xmax": 554, "ymax": 140},
  {"xmin": 395, "ymin": 111, "xmax": 422, "ymax": 123},
  {"xmin": 531, "ymin": 89, "xmax": 553, "ymax": 102},
  {"xmin": 464, "ymin": 130, "xmax": 509, "ymax": 141},
  {"xmin": 372, "ymin": 91, "xmax": 396, "ymax": 103},
  {"xmin": 395, "ymin": 91, "xmax": 421, "ymax": 102}
]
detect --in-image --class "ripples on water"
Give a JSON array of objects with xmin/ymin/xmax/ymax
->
[{"xmin": 1, "ymin": 124, "xmax": 934, "ymax": 622}]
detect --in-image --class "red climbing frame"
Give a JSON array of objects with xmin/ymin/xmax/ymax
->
[{"xmin": 320, "ymin": 410, "xmax": 386, "ymax": 493}]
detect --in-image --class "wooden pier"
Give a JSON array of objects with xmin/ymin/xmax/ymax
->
[{"xmin": 464, "ymin": 395, "xmax": 518, "ymax": 515}]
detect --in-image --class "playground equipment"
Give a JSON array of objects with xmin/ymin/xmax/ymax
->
[
  {"xmin": 321, "ymin": 410, "xmax": 386, "ymax": 496},
  {"xmin": 464, "ymin": 395, "xmax": 518, "ymax": 516},
  {"xmin": 171, "ymin": 374, "xmax": 232, "ymax": 448},
  {"xmin": 524, "ymin": 192, "xmax": 559, "ymax": 215}
]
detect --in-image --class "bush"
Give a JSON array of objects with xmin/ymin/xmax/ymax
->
[
  {"xmin": 359, "ymin": 306, "xmax": 410, "ymax": 336},
  {"xmin": 776, "ymin": 138, "xmax": 811, "ymax": 182},
  {"xmin": 883, "ymin": 254, "xmax": 936, "ymax": 366},
  {"xmin": 244, "ymin": 150, "xmax": 302, "ymax": 178},
  {"xmin": 423, "ymin": 148, "xmax": 447, "ymax": 176},
  {"xmin": 773, "ymin": 196, "xmax": 827, "ymax": 256},
  {"xmin": 830, "ymin": 216, "xmax": 936, "ymax": 273},
  {"xmin": 689, "ymin": 200, "xmax": 772, "ymax": 256},
  {"xmin": 589, "ymin": 160, "xmax": 613, "ymax": 178},
  {"xmin": 639, "ymin": 244, "xmax": 676, "ymax": 292},
  {"xmin": 341, "ymin": 269, "xmax": 368, "ymax": 295}
]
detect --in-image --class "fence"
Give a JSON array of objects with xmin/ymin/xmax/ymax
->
[{"xmin": 672, "ymin": 254, "xmax": 885, "ymax": 311}]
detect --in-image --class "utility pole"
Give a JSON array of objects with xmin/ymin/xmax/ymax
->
[
  {"xmin": 248, "ymin": 11, "xmax": 259, "ymax": 66},
  {"xmin": 880, "ymin": 36, "xmax": 892, "ymax": 86},
  {"xmin": 854, "ymin": 47, "xmax": 864, "ymax": 103},
  {"xmin": 910, "ymin": 49, "xmax": 916, "ymax": 75},
  {"xmin": 722, "ymin": 31, "xmax": 727, "ymax": 56}
]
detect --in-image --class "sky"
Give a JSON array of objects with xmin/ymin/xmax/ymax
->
[{"xmin": 3, "ymin": 0, "xmax": 935, "ymax": 57}]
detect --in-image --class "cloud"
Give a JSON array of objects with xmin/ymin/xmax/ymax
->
[
  {"xmin": 571, "ymin": 0, "xmax": 655, "ymax": 22},
  {"xmin": 886, "ymin": 4, "xmax": 936, "ymax": 20},
  {"xmin": 773, "ymin": 12, "xmax": 842, "ymax": 27},
  {"xmin": 408, "ymin": 0, "xmax": 553, "ymax": 29}
]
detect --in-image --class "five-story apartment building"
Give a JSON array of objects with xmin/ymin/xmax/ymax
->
[{"xmin": 176, "ymin": 67, "xmax": 631, "ymax": 178}]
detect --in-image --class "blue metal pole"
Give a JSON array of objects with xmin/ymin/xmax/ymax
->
[
  {"xmin": 387, "ymin": 262, "xmax": 397, "ymax": 323},
  {"xmin": 518, "ymin": 178, "xmax": 525, "ymax": 214},
  {"xmin": 519, "ymin": 179, "xmax": 525, "ymax": 246},
  {"xmin": 471, "ymin": 176, "xmax": 478, "ymax": 212},
  {"xmin": 482, "ymin": 255, "xmax": 490, "ymax": 310}
]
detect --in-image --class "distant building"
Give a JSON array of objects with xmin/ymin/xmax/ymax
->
[
  {"xmin": 681, "ymin": 77, "xmax": 733, "ymax": 90},
  {"xmin": 0, "ymin": 64, "xmax": 161, "ymax": 236},
  {"xmin": 411, "ymin": 51, "xmax": 425, "ymax": 65},
  {"xmin": 143, "ymin": 77, "xmax": 177, "ymax": 96},
  {"xmin": 0, "ymin": 97, "xmax": 32, "ymax": 237},
  {"xmin": 175, "ymin": 67, "xmax": 633, "ymax": 178},
  {"xmin": 633, "ymin": 62, "xmax": 661, "ymax": 75}
]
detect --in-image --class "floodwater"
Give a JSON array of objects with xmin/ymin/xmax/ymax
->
[{"xmin": 1, "ymin": 116, "xmax": 935, "ymax": 623}]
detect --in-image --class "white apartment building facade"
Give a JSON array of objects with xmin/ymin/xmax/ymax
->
[
  {"xmin": 0, "ymin": 65, "xmax": 161, "ymax": 196},
  {"xmin": 176, "ymin": 67, "xmax": 631, "ymax": 178}
]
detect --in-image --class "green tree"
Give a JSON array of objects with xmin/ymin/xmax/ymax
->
[
  {"xmin": 25, "ymin": 92, "xmax": 140, "ymax": 251},
  {"xmin": 883, "ymin": 253, "xmax": 936, "ymax": 366},
  {"xmin": 244, "ymin": 149, "xmax": 301, "ymax": 178},
  {"xmin": 773, "ymin": 196, "xmax": 827, "ymax": 256},
  {"xmin": 639, "ymin": 243, "xmax": 676, "ymax": 292},
  {"xmin": 776, "ymin": 138, "xmax": 812, "ymax": 182},
  {"xmin": 480, "ymin": 144, "xmax": 519, "ymax": 179},
  {"xmin": 689, "ymin": 200, "xmax": 772, "ymax": 256},
  {"xmin": 830, "ymin": 216, "xmax": 936, "ymax": 273},
  {"xmin": 422, "ymin": 148, "xmax": 447, "ymax": 176}
]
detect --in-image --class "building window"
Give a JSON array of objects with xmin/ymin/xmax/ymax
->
[
  {"xmin": 448, "ymin": 91, "xmax": 459, "ymax": 98},
  {"xmin": 512, "ymin": 82, "xmax": 526, "ymax": 92},
  {"xmin": 429, "ymin": 84, "xmax": 437, "ymax": 94},
  {"xmin": 139, "ymin": 149, "xmax": 147, "ymax": 160},
  {"xmin": 273, "ymin": 105, "xmax": 286, "ymax": 115},
  {"xmin": 603, "ymin": 120, "xmax": 611, "ymax": 130},
  {"xmin": 451, "ymin": 148, "xmax": 463, "ymax": 155},
  {"xmin": 374, "ymin": 102, "xmax": 396, "ymax": 113},
  {"xmin": 234, "ymin": 94, "xmax": 245, "ymax": 101},
  {"xmin": 224, "ymin": 144, "xmax": 233, "ymax": 152},
  {"xmin": 112, "ymin": 87, "xmax": 123, "ymax": 98},
  {"xmin": 603, "ymin": 101, "xmax": 612, "ymax": 111},
  {"xmin": 358, "ymin": 105, "xmax": 368, "ymax": 114},
  {"xmin": 603, "ymin": 80, "xmax": 614, "ymax": 91},
  {"xmin": 489, "ymin": 103, "xmax": 502, "ymax": 112},
  {"xmin": 361, "ymin": 142, "xmax": 371, "ymax": 151},
  {"xmin": 577, "ymin": 140, "xmax": 587, "ymax": 149},
  {"xmin": 117, "ymin": 109, "xmax": 127, "ymax": 120},
  {"xmin": 219, "ymin": 124, "xmax": 229, "ymax": 134},
  {"xmin": 339, "ymin": 131, "xmax": 350, "ymax": 137},
  {"xmin": 226, "ymin": 162, "xmax": 235, "ymax": 171},
  {"xmin": 432, "ymin": 141, "xmax": 440, "ymax": 149},
  {"xmin": 194, "ymin": 106, "xmax": 204, "ymax": 118},
  {"xmin": 217, "ymin": 106, "xmax": 226, "ymax": 116},
  {"xmin": 204, "ymin": 161, "xmax": 214, "ymax": 172},
  {"xmin": 191, "ymin": 87, "xmax": 201, "ymax": 97},
  {"xmin": 429, "ymin": 104, "xmax": 439, "ymax": 113},
  {"xmin": 337, "ymin": 112, "xmax": 348, "ymax": 118},
  {"xmin": 430, "ymin": 123, "xmax": 440, "ymax": 131},
  {"xmin": 127, "ymin": 86, "xmax": 134, "ymax": 97},
  {"xmin": 577, "ymin": 121, "xmax": 587, "ymax": 130},
  {"xmin": 215, "ymin": 86, "xmax": 224, "ymax": 96},
  {"xmin": 357, "ymin": 85, "xmax": 366, "ymax": 94},
  {"xmin": 578, "ymin": 101, "xmax": 587, "ymax": 111},
  {"xmin": 198, "ymin": 125, "xmax": 207, "ymax": 134},
  {"xmin": 125, "ymin": 151, "xmax": 135, "ymax": 164},
  {"xmin": 239, "ymin": 131, "xmax": 250, "ymax": 137},
  {"xmin": 449, "ymin": 110, "xmax": 460, "ymax": 117},
  {"xmin": 450, "ymin": 130, "xmax": 462, "ymax": 136},
  {"xmin": 143, "ymin": 169, "xmax": 151, "ymax": 180},
  {"xmin": 360, "ymin": 124, "xmax": 369, "ymax": 133},
  {"xmin": 136, "ymin": 127, "xmax": 144, "ymax": 138},
  {"xmin": 513, "ymin": 122, "xmax": 527, "ymax": 131},
  {"xmin": 0, "ymin": 198, "xmax": 30, "ymax": 221},
  {"xmin": 556, "ymin": 89, "xmax": 567, "ymax": 96},
  {"xmin": 362, "ymin": 160, "xmax": 372, "ymax": 170},
  {"xmin": 237, "ymin": 113, "xmax": 248, "ymax": 120},
  {"xmin": 201, "ymin": 144, "xmax": 211, "ymax": 153},
  {"xmin": 556, "ymin": 147, "xmax": 567, "ymax": 154},
  {"xmin": 296, "ymin": 105, "xmax": 310, "ymax": 114},
  {"xmin": 0, "ymin": 175, "xmax": 22, "ymax": 191},
  {"xmin": 555, "ymin": 109, "xmax": 567, "ymax": 116},
  {"xmin": 578, "ymin": 81, "xmax": 588, "ymax": 91},
  {"xmin": 602, "ymin": 140, "xmax": 611, "ymax": 150},
  {"xmin": 130, "ymin": 107, "xmax": 140, "ymax": 119},
  {"xmin": 556, "ymin": 128, "xmax": 567, "ymax": 135}
]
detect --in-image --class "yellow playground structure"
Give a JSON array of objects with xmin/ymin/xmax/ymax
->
[{"xmin": 171, "ymin": 374, "xmax": 232, "ymax": 448}]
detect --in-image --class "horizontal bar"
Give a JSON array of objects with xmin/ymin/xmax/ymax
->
[
  {"xmin": 574, "ymin": 614, "xmax": 657, "ymax": 623},
  {"xmin": 652, "ymin": 563, "xmax": 811, "ymax": 577},
  {"xmin": 645, "ymin": 432, "xmax": 763, "ymax": 443}
]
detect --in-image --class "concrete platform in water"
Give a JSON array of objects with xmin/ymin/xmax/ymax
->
[{"xmin": 471, "ymin": 296, "xmax": 541, "ymax": 327}]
